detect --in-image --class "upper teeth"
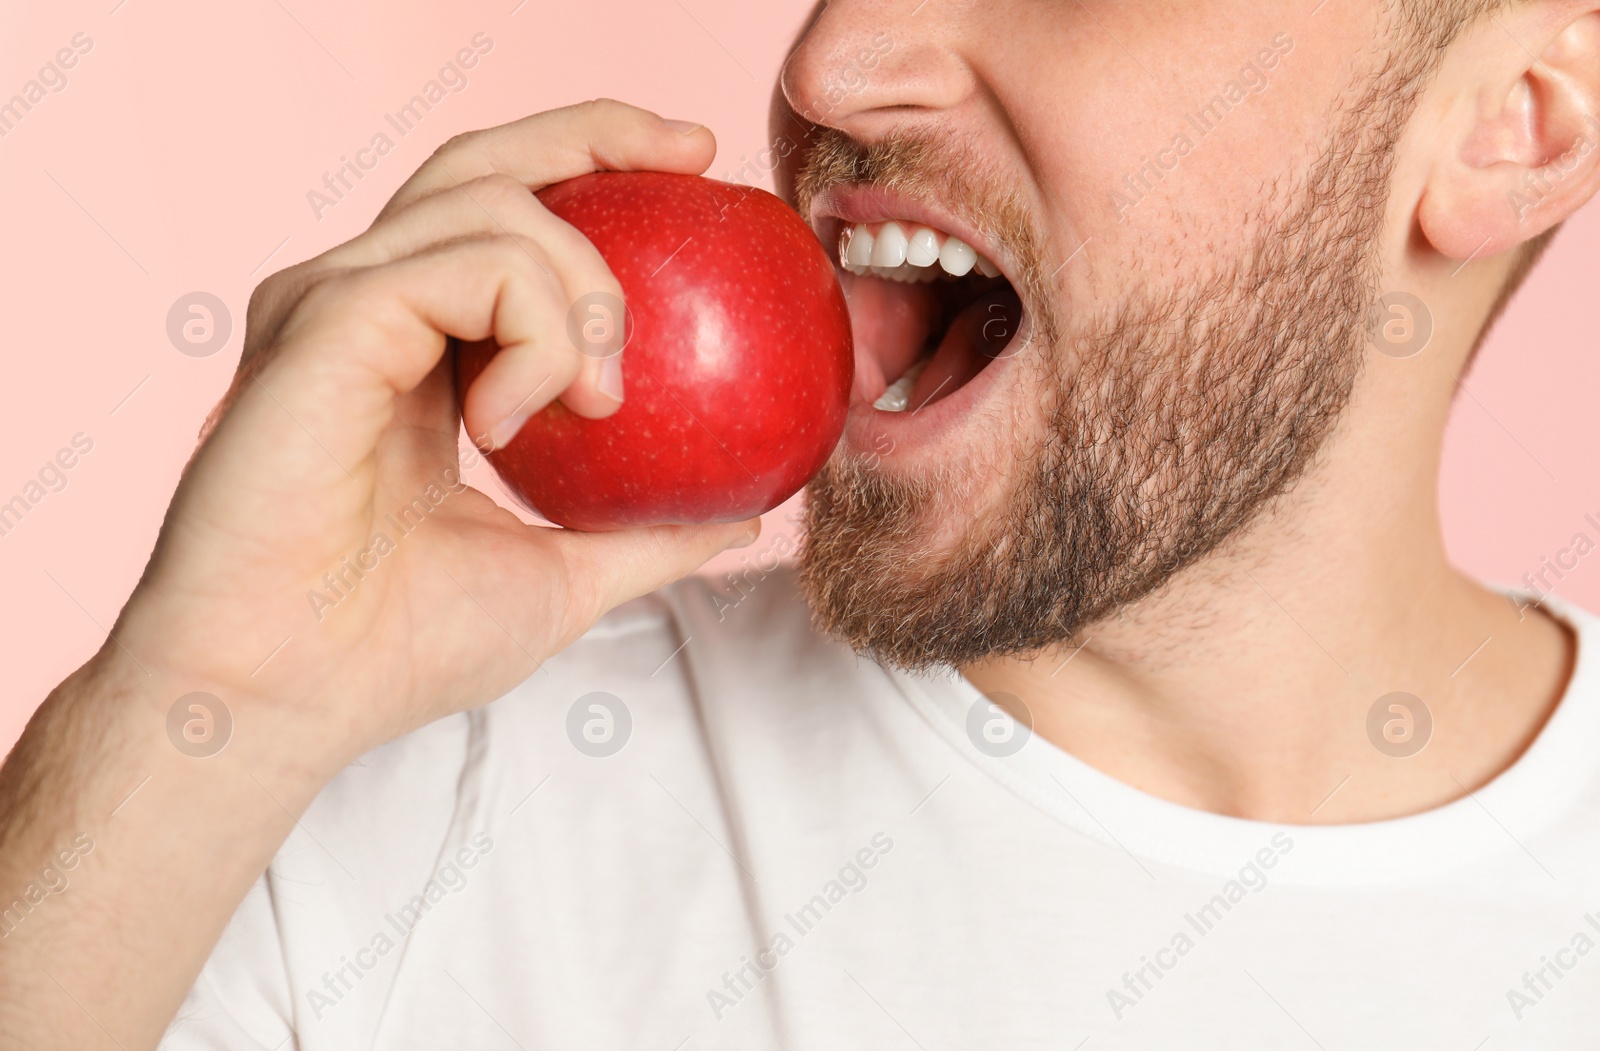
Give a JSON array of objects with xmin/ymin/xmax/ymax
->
[{"xmin": 838, "ymin": 221, "xmax": 1001, "ymax": 284}]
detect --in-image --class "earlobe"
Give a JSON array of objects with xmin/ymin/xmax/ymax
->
[{"xmin": 1418, "ymin": 9, "xmax": 1600, "ymax": 261}]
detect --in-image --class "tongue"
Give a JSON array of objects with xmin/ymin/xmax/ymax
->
[
  {"xmin": 841, "ymin": 270, "xmax": 938, "ymax": 403},
  {"xmin": 907, "ymin": 286, "xmax": 1023, "ymax": 412}
]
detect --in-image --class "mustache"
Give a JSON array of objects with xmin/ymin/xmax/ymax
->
[
  {"xmin": 792, "ymin": 125, "xmax": 941, "ymax": 216},
  {"xmin": 791, "ymin": 126, "xmax": 1061, "ymax": 349}
]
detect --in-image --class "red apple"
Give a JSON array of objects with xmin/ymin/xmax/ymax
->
[{"xmin": 455, "ymin": 171, "xmax": 853, "ymax": 531}]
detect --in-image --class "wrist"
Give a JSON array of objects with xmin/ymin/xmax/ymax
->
[
  {"xmin": 75, "ymin": 640, "xmax": 358, "ymax": 808},
  {"xmin": 104, "ymin": 582, "xmax": 385, "ymax": 779}
]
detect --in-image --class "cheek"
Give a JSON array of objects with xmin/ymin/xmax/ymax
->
[{"xmin": 999, "ymin": 8, "xmax": 1353, "ymax": 262}]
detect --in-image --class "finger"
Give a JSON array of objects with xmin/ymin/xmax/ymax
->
[
  {"xmin": 240, "ymin": 102, "xmax": 700, "ymax": 434},
  {"xmin": 377, "ymin": 354, "xmax": 462, "ymax": 471},
  {"xmin": 379, "ymin": 99, "xmax": 715, "ymax": 220},
  {"xmin": 326, "ymin": 173, "xmax": 558, "ymax": 268},
  {"xmin": 551, "ymin": 516, "xmax": 762, "ymax": 640},
  {"xmin": 243, "ymin": 235, "xmax": 586, "ymax": 484},
  {"xmin": 323, "ymin": 174, "xmax": 629, "ymax": 433}
]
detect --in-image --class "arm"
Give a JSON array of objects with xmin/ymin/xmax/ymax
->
[{"xmin": 0, "ymin": 100, "xmax": 756, "ymax": 1051}]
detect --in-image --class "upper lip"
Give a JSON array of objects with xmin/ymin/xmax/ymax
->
[{"xmin": 808, "ymin": 185, "xmax": 1015, "ymax": 285}]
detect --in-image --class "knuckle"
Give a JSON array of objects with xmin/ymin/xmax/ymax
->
[
  {"xmin": 238, "ymin": 263, "xmax": 346, "ymax": 372},
  {"xmin": 465, "ymin": 172, "xmax": 534, "ymax": 215},
  {"xmin": 420, "ymin": 128, "xmax": 487, "ymax": 177},
  {"xmin": 488, "ymin": 233, "xmax": 548, "ymax": 277},
  {"xmin": 244, "ymin": 261, "xmax": 314, "ymax": 343},
  {"xmin": 245, "ymin": 272, "xmax": 286, "ymax": 328},
  {"xmin": 249, "ymin": 258, "xmax": 307, "ymax": 306},
  {"xmin": 574, "ymin": 97, "xmax": 628, "ymax": 123},
  {"xmin": 433, "ymin": 128, "xmax": 481, "ymax": 159},
  {"xmin": 285, "ymin": 269, "xmax": 368, "ymax": 332},
  {"xmin": 277, "ymin": 268, "xmax": 406, "ymax": 363},
  {"xmin": 573, "ymin": 257, "xmax": 624, "ymax": 304}
]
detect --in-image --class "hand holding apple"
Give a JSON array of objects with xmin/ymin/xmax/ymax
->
[
  {"xmin": 0, "ymin": 103, "xmax": 786, "ymax": 1051},
  {"xmin": 456, "ymin": 171, "xmax": 853, "ymax": 531}
]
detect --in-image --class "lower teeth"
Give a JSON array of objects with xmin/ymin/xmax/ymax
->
[{"xmin": 873, "ymin": 356, "xmax": 932, "ymax": 412}]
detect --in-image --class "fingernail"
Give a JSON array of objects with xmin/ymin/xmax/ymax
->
[
  {"xmin": 664, "ymin": 119, "xmax": 703, "ymax": 135},
  {"xmin": 598, "ymin": 354, "xmax": 625, "ymax": 403},
  {"xmin": 727, "ymin": 521, "xmax": 760, "ymax": 549}
]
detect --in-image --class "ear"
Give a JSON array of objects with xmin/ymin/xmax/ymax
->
[{"xmin": 1418, "ymin": 5, "xmax": 1600, "ymax": 260}]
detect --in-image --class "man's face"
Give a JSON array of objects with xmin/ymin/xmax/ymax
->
[{"xmin": 775, "ymin": 0, "xmax": 1427, "ymax": 670}]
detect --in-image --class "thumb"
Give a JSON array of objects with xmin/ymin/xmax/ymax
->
[{"xmin": 550, "ymin": 516, "xmax": 761, "ymax": 642}]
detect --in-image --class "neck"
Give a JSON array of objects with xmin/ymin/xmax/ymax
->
[{"xmin": 962, "ymin": 377, "xmax": 1574, "ymax": 824}]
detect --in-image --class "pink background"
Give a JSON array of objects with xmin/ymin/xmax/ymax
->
[{"xmin": 2, "ymin": 0, "xmax": 1596, "ymax": 752}]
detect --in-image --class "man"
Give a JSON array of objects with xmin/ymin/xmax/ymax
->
[{"xmin": 3, "ymin": 0, "xmax": 1599, "ymax": 1046}]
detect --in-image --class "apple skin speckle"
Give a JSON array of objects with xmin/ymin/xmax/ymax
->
[{"xmin": 455, "ymin": 171, "xmax": 854, "ymax": 531}]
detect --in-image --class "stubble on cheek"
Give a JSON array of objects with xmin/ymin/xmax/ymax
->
[{"xmin": 794, "ymin": 33, "xmax": 1443, "ymax": 672}]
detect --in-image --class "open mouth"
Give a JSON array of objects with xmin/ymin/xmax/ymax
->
[{"xmin": 817, "ymin": 206, "xmax": 1024, "ymax": 417}]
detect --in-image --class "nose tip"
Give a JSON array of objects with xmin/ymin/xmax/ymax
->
[
  {"xmin": 777, "ymin": 52, "xmax": 813, "ymax": 125},
  {"xmin": 781, "ymin": 11, "xmax": 969, "ymax": 136},
  {"xmin": 780, "ymin": 34, "xmax": 896, "ymax": 128}
]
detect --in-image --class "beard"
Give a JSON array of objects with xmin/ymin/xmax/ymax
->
[{"xmin": 794, "ymin": 62, "xmax": 1427, "ymax": 674}]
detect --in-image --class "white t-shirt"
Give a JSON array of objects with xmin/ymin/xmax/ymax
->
[{"xmin": 162, "ymin": 568, "xmax": 1600, "ymax": 1050}]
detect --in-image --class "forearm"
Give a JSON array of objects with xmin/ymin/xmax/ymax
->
[{"xmin": 0, "ymin": 650, "xmax": 343, "ymax": 1050}]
